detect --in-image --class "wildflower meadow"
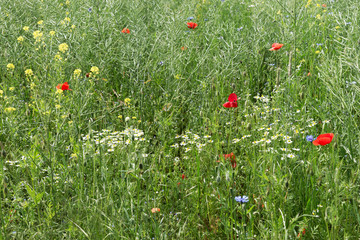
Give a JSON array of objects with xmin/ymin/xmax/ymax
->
[{"xmin": 1, "ymin": 0, "xmax": 360, "ymax": 239}]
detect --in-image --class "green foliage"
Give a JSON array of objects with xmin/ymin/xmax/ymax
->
[{"xmin": 1, "ymin": 0, "xmax": 360, "ymax": 239}]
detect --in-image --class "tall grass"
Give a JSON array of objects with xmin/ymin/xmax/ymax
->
[{"xmin": 1, "ymin": 0, "xmax": 360, "ymax": 239}]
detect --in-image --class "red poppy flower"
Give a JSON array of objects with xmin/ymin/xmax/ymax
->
[
  {"xmin": 269, "ymin": 43, "xmax": 284, "ymax": 51},
  {"xmin": 312, "ymin": 133, "xmax": 334, "ymax": 146},
  {"xmin": 56, "ymin": 82, "xmax": 71, "ymax": 91},
  {"xmin": 151, "ymin": 208, "xmax": 160, "ymax": 213},
  {"xmin": 223, "ymin": 152, "xmax": 236, "ymax": 168},
  {"xmin": 322, "ymin": 4, "xmax": 326, "ymax": 7},
  {"xmin": 223, "ymin": 93, "xmax": 238, "ymax": 108},
  {"xmin": 121, "ymin": 28, "xmax": 130, "ymax": 34},
  {"xmin": 182, "ymin": 174, "xmax": 185, "ymax": 180},
  {"xmin": 187, "ymin": 22, "xmax": 198, "ymax": 29}
]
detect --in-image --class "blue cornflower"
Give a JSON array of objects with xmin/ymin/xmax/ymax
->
[
  {"xmin": 237, "ymin": 27, "xmax": 243, "ymax": 31},
  {"xmin": 187, "ymin": 17, "xmax": 194, "ymax": 20},
  {"xmin": 306, "ymin": 135, "xmax": 315, "ymax": 142},
  {"xmin": 88, "ymin": 8, "xmax": 92, "ymax": 12},
  {"xmin": 235, "ymin": 195, "xmax": 249, "ymax": 203}
]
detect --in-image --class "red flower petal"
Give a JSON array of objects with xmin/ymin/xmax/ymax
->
[
  {"xmin": 187, "ymin": 22, "xmax": 198, "ymax": 29},
  {"xmin": 269, "ymin": 43, "xmax": 284, "ymax": 51},
  {"xmin": 223, "ymin": 102, "xmax": 232, "ymax": 108},
  {"xmin": 56, "ymin": 82, "xmax": 72, "ymax": 91},
  {"xmin": 230, "ymin": 102, "xmax": 238, "ymax": 108},
  {"xmin": 61, "ymin": 82, "xmax": 70, "ymax": 90},
  {"xmin": 224, "ymin": 153, "xmax": 236, "ymax": 168},
  {"xmin": 121, "ymin": 28, "xmax": 130, "ymax": 34},
  {"xmin": 313, "ymin": 133, "xmax": 334, "ymax": 146},
  {"xmin": 228, "ymin": 93, "xmax": 238, "ymax": 102}
]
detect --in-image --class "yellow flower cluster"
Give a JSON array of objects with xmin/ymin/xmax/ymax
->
[
  {"xmin": 58, "ymin": 43, "xmax": 69, "ymax": 53},
  {"xmin": 23, "ymin": 26, "xmax": 29, "ymax": 31},
  {"xmin": 7, "ymin": 63, "xmax": 15, "ymax": 71},
  {"xmin": 54, "ymin": 53, "xmax": 62, "ymax": 61},
  {"xmin": 4, "ymin": 107, "xmax": 16, "ymax": 113},
  {"xmin": 25, "ymin": 69, "xmax": 33, "ymax": 76},
  {"xmin": 73, "ymin": 69, "xmax": 82, "ymax": 78},
  {"xmin": 90, "ymin": 66, "xmax": 99, "ymax": 75},
  {"xmin": 124, "ymin": 98, "xmax": 131, "ymax": 106},
  {"xmin": 17, "ymin": 36, "xmax": 24, "ymax": 43},
  {"xmin": 50, "ymin": 31, "xmax": 56, "ymax": 36},
  {"xmin": 33, "ymin": 30, "xmax": 43, "ymax": 42}
]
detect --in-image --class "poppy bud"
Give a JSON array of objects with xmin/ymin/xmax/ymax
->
[{"xmin": 299, "ymin": 92, "xmax": 304, "ymax": 99}]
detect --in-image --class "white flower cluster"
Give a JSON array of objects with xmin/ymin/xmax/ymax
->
[
  {"xmin": 81, "ymin": 128, "xmax": 146, "ymax": 153},
  {"xmin": 171, "ymin": 131, "xmax": 213, "ymax": 152}
]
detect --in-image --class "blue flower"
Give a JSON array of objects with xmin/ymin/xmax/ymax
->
[
  {"xmin": 306, "ymin": 135, "xmax": 315, "ymax": 142},
  {"xmin": 88, "ymin": 8, "xmax": 92, "ymax": 12},
  {"xmin": 187, "ymin": 17, "xmax": 194, "ymax": 20},
  {"xmin": 237, "ymin": 27, "xmax": 243, "ymax": 31},
  {"xmin": 235, "ymin": 195, "xmax": 249, "ymax": 203}
]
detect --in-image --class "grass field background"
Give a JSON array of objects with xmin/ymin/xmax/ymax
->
[{"xmin": 1, "ymin": 0, "xmax": 360, "ymax": 239}]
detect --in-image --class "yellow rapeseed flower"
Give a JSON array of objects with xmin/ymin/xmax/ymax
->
[
  {"xmin": 7, "ymin": 63, "xmax": 15, "ymax": 71},
  {"xmin": 23, "ymin": 26, "xmax": 29, "ymax": 31},
  {"xmin": 54, "ymin": 53, "xmax": 62, "ymax": 61},
  {"xmin": 17, "ymin": 36, "xmax": 24, "ymax": 43},
  {"xmin": 33, "ymin": 30, "xmax": 43, "ymax": 42},
  {"xmin": 9, "ymin": 87, "xmax": 15, "ymax": 91},
  {"xmin": 90, "ymin": 66, "xmax": 99, "ymax": 75},
  {"xmin": 50, "ymin": 30, "xmax": 55, "ymax": 36},
  {"xmin": 4, "ymin": 107, "xmax": 16, "ymax": 113},
  {"xmin": 64, "ymin": 17, "xmax": 70, "ymax": 22},
  {"xmin": 124, "ymin": 98, "xmax": 131, "ymax": 105},
  {"xmin": 71, "ymin": 25, "xmax": 76, "ymax": 29},
  {"xmin": 0, "ymin": 90, "xmax": 3, "ymax": 95},
  {"xmin": 315, "ymin": 50, "xmax": 320, "ymax": 54},
  {"xmin": 37, "ymin": 20, "xmax": 44, "ymax": 25},
  {"xmin": 335, "ymin": 26, "xmax": 340, "ymax": 29},
  {"xmin": 25, "ymin": 69, "xmax": 33, "ymax": 76},
  {"xmin": 55, "ymin": 104, "xmax": 61, "ymax": 109},
  {"xmin": 58, "ymin": 43, "xmax": 69, "ymax": 53},
  {"xmin": 118, "ymin": 115, "xmax": 123, "ymax": 119},
  {"xmin": 73, "ymin": 69, "xmax": 81, "ymax": 78}
]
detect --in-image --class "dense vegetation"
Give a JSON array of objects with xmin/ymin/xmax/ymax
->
[{"xmin": 1, "ymin": 0, "xmax": 360, "ymax": 239}]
